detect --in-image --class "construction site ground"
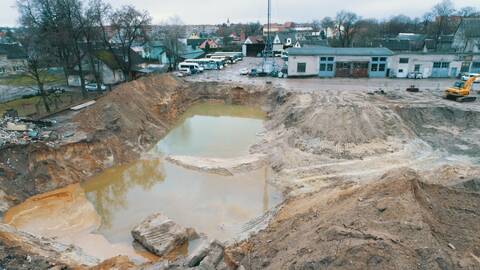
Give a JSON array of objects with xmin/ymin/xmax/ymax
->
[{"xmin": 0, "ymin": 71, "xmax": 478, "ymax": 269}]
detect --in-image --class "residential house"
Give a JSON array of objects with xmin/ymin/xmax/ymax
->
[
  {"xmin": 287, "ymin": 46, "xmax": 394, "ymax": 78},
  {"xmin": 0, "ymin": 43, "xmax": 26, "ymax": 77},
  {"xmin": 187, "ymin": 38, "xmax": 207, "ymax": 49},
  {"xmin": 199, "ymin": 39, "xmax": 220, "ymax": 50},
  {"xmin": 452, "ymin": 18, "xmax": 480, "ymax": 53},
  {"xmin": 67, "ymin": 48, "xmax": 144, "ymax": 86},
  {"xmin": 242, "ymin": 36, "xmax": 265, "ymax": 57},
  {"xmin": 140, "ymin": 41, "xmax": 169, "ymax": 65},
  {"xmin": 272, "ymin": 32, "xmax": 302, "ymax": 54}
]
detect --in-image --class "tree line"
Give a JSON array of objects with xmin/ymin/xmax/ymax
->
[
  {"xmin": 315, "ymin": 0, "xmax": 479, "ymax": 48},
  {"xmin": 16, "ymin": 0, "xmax": 153, "ymax": 112}
]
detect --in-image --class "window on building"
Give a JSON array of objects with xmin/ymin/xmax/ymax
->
[
  {"xmin": 433, "ymin": 62, "xmax": 441, "ymax": 68},
  {"xmin": 371, "ymin": 63, "xmax": 378, "ymax": 72},
  {"xmin": 297, "ymin": 63, "xmax": 306, "ymax": 73},
  {"xmin": 320, "ymin": 57, "xmax": 327, "ymax": 61},
  {"xmin": 441, "ymin": 62, "xmax": 450, "ymax": 68},
  {"xmin": 327, "ymin": 57, "xmax": 334, "ymax": 61},
  {"xmin": 320, "ymin": 63, "xmax": 326, "ymax": 71},
  {"xmin": 472, "ymin": 62, "xmax": 480, "ymax": 69},
  {"xmin": 327, "ymin": 64, "xmax": 334, "ymax": 71},
  {"xmin": 399, "ymin": 58, "xmax": 409, "ymax": 64},
  {"xmin": 372, "ymin": 57, "xmax": 379, "ymax": 62},
  {"xmin": 0, "ymin": 67, "xmax": 5, "ymax": 73},
  {"xmin": 414, "ymin": 64, "xmax": 421, "ymax": 72},
  {"xmin": 379, "ymin": 64, "xmax": 386, "ymax": 72},
  {"xmin": 380, "ymin": 57, "xmax": 387, "ymax": 62}
]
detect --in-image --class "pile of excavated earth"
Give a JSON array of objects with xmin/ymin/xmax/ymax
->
[{"xmin": 0, "ymin": 73, "xmax": 479, "ymax": 269}]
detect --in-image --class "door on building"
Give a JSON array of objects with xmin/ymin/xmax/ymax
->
[
  {"xmin": 450, "ymin": 67, "xmax": 458, "ymax": 78},
  {"xmin": 471, "ymin": 62, "xmax": 480, "ymax": 73},
  {"xmin": 352, "ymin": 62, "xmax": 369, "ymax": 78},
  {"xmin": 335, "ymin": 62, "xmax": 351, "ymax": 77},
  {"xmin": 431, "ymin": 62, "xmax": 450, "ymax": 77},
  {"xmin": 460, "ymin": 62, "xmax": 471, "ymax": 73},
  {"xmin": 319, "ymin": 57, "xmax": 335, "ymax": 77}
]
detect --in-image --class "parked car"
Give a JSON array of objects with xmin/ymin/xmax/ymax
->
[
  {"xmin": 85, "ymin": 83, "xmax": 107, "ymax": 91},
  {"xmin": 407, "ymin": 72, "xmax": 423, "ymax": 79},
  {"xmin": 240, "ymin": 68, "xmax": 250, "ymax": 75},
  {"xmin": 461, "ymin": 73, "xmax": 480, "ymax": 82}
]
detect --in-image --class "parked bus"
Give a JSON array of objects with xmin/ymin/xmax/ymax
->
[
  {"xmin": 209, "ymin": 55, "xmax": 233, "ymax": 65},
  {"xmin": 207, "ymin": 52, "xmax": 243, "ymax": 63},
  {"xmin": 185, "ymin": 58, "xmax": 224, "ymax": 70},
  {"xmin": 178, "ymin": 62, "xmax": 203, "ymax": 74}
]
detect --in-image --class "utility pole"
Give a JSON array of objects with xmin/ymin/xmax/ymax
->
[{"xmin": 262, "ymin": 0, "xmax": 274, "ymax": 73}]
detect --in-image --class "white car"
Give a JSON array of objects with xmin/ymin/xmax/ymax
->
[
  {"xmin": 240, "ymin": 68, "xmax": 249, "ymax": 75},
  {"xmin": 407, "ymin": 72, "xmax": 423, "ymax": 79},
  {"xmin": 85, "ymin": 83, "xmax": 107, "ymax": 91},
  {"xmin": 461, "ymin": 73, "xmax": 480, "ymax": 82}
]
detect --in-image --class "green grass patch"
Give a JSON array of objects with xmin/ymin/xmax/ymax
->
[
  {"xmin": 0, "ymin": 91, "xmax": 100, "ymax": 118},
  {"xmin": 0, "ymin": 73, "xmax": 66, "ymax": 87}
]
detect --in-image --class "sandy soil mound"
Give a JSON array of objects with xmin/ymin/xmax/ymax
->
[
  {"xmin": 228, "ymin": 168, "xmax": 480, "ymax": 270},
  {"xmin": 394, "ymin": 105, "xmax": 480, "ymax": 156},
  {"xmin": 166, "ymin": 154, "xmax": 266, "ymax": 176}
]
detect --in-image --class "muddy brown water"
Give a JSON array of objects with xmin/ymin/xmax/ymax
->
[{"xmin": 4, "ymin": 102, "xmax": 283, "ymax": 263}]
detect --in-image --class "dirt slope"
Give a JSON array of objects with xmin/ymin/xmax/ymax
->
[
  {"xmin": 0, "ymin": 75, "xmax": 268, "ymax": 204},
  {"xmin": 228, "ymin": 169, "xmax": 480, "ymax": 270}
]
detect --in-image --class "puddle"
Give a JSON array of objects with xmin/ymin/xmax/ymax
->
[{"xmin": 4, "ymin": 102, "xmax": 282, "ymax": 263}]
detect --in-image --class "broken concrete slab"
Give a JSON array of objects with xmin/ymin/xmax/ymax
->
[
  {"xmin": 6, "ymin": 122, "xmax": 28, "ymax": 131},
  {"xmin": 185, "ymin": 239, "xmax": 225, "ymax": 268},
  {"xmin": 132, "ymin": 213, "xmax": 198, "ymax": 257},
  {"xmin": 198, "ymin": 241, "xmax": 224, "ymax": 270}
]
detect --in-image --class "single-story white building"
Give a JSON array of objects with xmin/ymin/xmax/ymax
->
[
  {"xmin": 287, "ymin": 47, "xmax": 394, "ymax": 78},
  {"xmin": 389, "ymin": 52, "xmax": 480, "ymax": 78}
]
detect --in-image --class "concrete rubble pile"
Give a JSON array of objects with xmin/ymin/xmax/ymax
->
[{"xmin": 0, "ymin": 116, "xmax": 57, "ymax": 147}]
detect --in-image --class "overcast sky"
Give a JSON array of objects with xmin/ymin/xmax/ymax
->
[{"xmin": 1, "ymin": 0, "xmax": 479, "ymax": 26}]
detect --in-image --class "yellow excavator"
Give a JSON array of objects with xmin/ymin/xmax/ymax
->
[{"xmin": 444, "ymin": 75, "xmax": 479, "ymax": 102}]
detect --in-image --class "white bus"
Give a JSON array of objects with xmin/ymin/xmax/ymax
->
[
  {"xmin": 178, "ymin": 62, "xmax": 203, "ymax": 74},
  {"xmin": 185, "ymin": 58, "xmax": 224, "ymax": 70}
]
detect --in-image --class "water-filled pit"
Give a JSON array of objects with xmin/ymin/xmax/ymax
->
[{"xmin": 4, "ymin": 102, "xmax": 283, "ymax": 263}]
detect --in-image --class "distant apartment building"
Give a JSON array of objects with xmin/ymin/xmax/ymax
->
[{"xmin": 0, "ymin": 43, "xmax": 26, "ymax": 77}]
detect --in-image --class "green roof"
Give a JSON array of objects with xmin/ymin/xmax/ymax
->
[{"xmin": 288, "ymin": 46, "xmax": 394, "ymax": 56}]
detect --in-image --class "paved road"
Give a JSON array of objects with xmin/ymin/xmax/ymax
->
[
  {"xmin": 0, "ymin": 83, "xmax": 78, "ymax": 103},
  {"xmin": 188, "ymin": 57, "xmax": 458, "ymax": 93}
]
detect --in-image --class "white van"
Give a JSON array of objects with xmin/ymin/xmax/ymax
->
[{"xmin": 178, "ymin": 62, "xmax": 203, "ymax": 74}]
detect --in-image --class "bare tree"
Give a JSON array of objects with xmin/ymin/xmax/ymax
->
[
  {"xmin": 106, "ymin": 5, "xmax": 151, "ymax": 81},
  {"xmin": 456, "ymin": 6, "xmax": 480, "ymax": 17},
  {"xmin": 18, "ymin": 31, "xmax": 55, "ymax": 113},
  {"xmin": 159, "ymin": 16, "xmax": 186, "ymax": 71},
  {"xmin": 431, "ymin": 0, "xmax": 456, "ymax": 43},
  {"xmin": 334, "ymin": 11, "xmax": 360, "ymax": 47}
]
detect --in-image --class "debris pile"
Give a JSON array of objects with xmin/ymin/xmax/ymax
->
[{"xmin": 0, "ymin": 116, "xmax": 56, "ymax": 147}]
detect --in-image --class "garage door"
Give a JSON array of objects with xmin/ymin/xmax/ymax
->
[
  {"xmin": 351, "ymin": 62, "xmax": 369, "ymax": 78},
  {"xmin": 431, "ymin": 62, "xmax": 450, "ymax": 77}
]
